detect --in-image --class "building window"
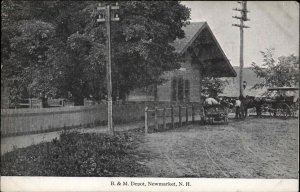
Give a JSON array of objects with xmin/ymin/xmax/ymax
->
[
  {"xmin": 178, "ymin": 77, "xmax": 184, "ymax": 102},
  {"xmin": 171, "ymin": 78, "xmax": 177, "ymax": 101},
  {"xmin": 171, "ymin": 77, "xmax": 190, "ymax": 102},
  {"xmin": 185, "ymin": 79, "xmax": 190, "ymax": 102}
]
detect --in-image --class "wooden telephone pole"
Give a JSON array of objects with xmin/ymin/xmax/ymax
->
[
  {"xmin": 232, "ymin": 1, "xmax": 249, "ymax": 98},
  {"xmin": 97, "ymin": 3, "xmax": 119, "ymax": 135}
]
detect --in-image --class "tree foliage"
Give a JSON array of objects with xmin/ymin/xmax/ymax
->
[
  {"xmin": 1, "ymin": 1, "xmax": 190, "ymax": 106},
  {"xmin": 202, "ymin": 77, "xmax": 228, "ymax": 98},
  {"xmin": 2, "ymin": 19, "xmax": 56, "ymax": 106},
  {"xmin": 251, "ymin": 49, "xmax": 299, "ymax": 90}
]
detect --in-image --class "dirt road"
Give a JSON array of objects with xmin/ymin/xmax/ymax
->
[{"xmin": 137, "ymin": 117, "xmax": 298, "ymax": 178}]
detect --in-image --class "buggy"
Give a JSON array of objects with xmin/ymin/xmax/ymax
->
[
  {"xmin": 261, "ymin": 87, "xmax": 299, "ymax": 118},
  {"xmin": 203, "ymin": 104, "xmax": 228, "ymax": 124}
]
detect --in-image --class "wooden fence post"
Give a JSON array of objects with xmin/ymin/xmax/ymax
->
[
  {"xmin": 154, "ymin": 107, "xmax": 158, "ymax": 130},
  {"xmin": 179, "ymin": 105, "xmax": 182, "ymax": 127},
  {"xmin": 186, "ymin": 105, "xmax": 188, "ymax": 124},
  {"xmin": 171, "ymin": 105, "xmax": 174, "ymax": 129},
  {"xmin": 201, "ymin": 106, "xmax": 205, "ymax": 124},
  {"xmin": 163, "ymin": 107, "xmax": 166, "ymax": 130},
  {"xmin": 192, "ymin": 105, "xmax": 195, "ymax": 123},
  {"xmin": 145, "ymin": 107, "xmax": 148, "ymax": 134}
]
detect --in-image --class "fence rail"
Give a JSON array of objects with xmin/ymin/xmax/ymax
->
[
  {"xmin": 18, "ymin": 99, "xmax": 41, "ymax": 108},
  {"xmin": 144, "ymin": 104, "xmax": 204, "ymax": 134}
]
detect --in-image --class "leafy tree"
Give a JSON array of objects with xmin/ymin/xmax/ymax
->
[
  {"xmin": 202, "ymin": 77, "xmax": 228, "ymax": 98},
  {"xmin": 51, "ymin": 33, "xmax": 107, "ymax": 105},
  {"xmin": 1, "ymin": 1, "xmax": 190, "ymax": 106},
  {"xmin": 85, "ymin": 1, "xmax": 190, "ymax": 100},
  {"xmin": 2, "ymin": 19, "xmax": 55, "ymax": 107},
  {"xmin": 251, "ymin": 49, "xmax": 299, "ymax": 90},
  {"xmin": 1, "ymin": 1, "xmax": 101, "ymax": 106}
]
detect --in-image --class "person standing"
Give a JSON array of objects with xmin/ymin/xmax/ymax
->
[{"xmin": 235, "ymin": 98, "xmax": 241, "ymax": 119}]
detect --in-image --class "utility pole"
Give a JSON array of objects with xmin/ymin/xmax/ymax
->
[
  {"xmin": 232, "ymin": 1, "xmax": 249, "ymax": 98},
  {"xmin": 97, "ymin": 2, "xmax": 119, "ymax": 135}
]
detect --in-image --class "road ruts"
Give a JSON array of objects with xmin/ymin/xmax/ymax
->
[
  {"xmin": 238, "ymin": 132, "xmax": 295, "ymax": 178},
  {"xmin": 137, "ymin": 118, "xmax": 298, "ymax": 178},
  {"xmin": 204, "ymin": 130, "xmax": 231, "ymax": 177}
]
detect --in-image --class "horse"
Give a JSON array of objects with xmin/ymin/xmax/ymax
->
[
  {"xmin": 241, "ymin": 96, "xmax": 264, "ymax": 118},
  {"xmin": 226, "ymin": 96, "xmax": 255, "ymax": 119},
  {"xmin": 219, "ymin": 96, "xmax": 260, "ymax": 119}
]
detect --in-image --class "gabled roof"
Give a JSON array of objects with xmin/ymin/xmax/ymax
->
[
  {"xmin": 172, "ymin": 22, "xmax": 206, "ymax": 54},
  {"xmin": 171, "ymin": 22, "xmax": 237, "ymax": 77}
]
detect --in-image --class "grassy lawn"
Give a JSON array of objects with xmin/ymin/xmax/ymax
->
[{"xmin": 1, "ymin": 129, "xmax": 150, "ymax": 176}]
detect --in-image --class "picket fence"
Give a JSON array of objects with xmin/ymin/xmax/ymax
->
[
  {"xmin": 1, "ymin": 103, "xmax": 146, "ymax": 137},
  {"xmin": 1, "ymin": 101, "xmax": 204, "ymax": 137}
]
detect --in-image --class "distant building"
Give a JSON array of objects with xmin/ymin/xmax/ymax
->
[
  {"xmin": 128, "ymin": 22, "xmax": 237, "ymax": 102},
  {"xmin": 220, "ymin": 66, "xmax": 267, "ymax": 97}
]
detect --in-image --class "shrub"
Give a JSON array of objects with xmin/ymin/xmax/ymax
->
[{"xmin": 1, "ymin": 131, "xmax": 149, "ymax": 176}]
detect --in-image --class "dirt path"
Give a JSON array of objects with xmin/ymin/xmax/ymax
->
[{"xmin": 137, "ymin": 118, "xmax": 298, "ymax": 178}]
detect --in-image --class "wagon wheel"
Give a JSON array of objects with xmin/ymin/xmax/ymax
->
[
  {"xmin": 270, "ymin": 107, "xmax": 279, "ymax": 117},
  {"xmin": 269, "ymin": 106, "xmax": 278, "ymax": 117},
  {"xmin": 261, "ymin": 103, "xmax": 272, "ymax": 116},
  {"xmin": 269, "ymin": 107, "xmax": 277, "ymax": 117},
  {"xmin": 278, "ymin": 103, "xmax": 292, "ymax": 118},
  {"xmin": 290, "ymin": 103, "xmax": 299, "ymax": 117}
]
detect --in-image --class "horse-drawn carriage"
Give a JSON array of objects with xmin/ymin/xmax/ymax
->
[
  {"xmin": 260, "ymin": 87, "xmax": 299, "ymax": 118},
  {"xmin": 203, "ymin": 104, "xmax": 228, "ymax": 124}
]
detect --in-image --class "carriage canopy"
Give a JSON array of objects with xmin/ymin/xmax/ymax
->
[
  {"xmin": 267, "ymin": 87, "xmax": 299, "ymax": 102},
  {"xmin": 267, "ymin": 87, "xmax": 299, "ymax": 91}
]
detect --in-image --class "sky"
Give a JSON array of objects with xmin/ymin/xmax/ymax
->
[{"xmin": 181, "ymin": 1, "xmax": 299, "ymax": 67}]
